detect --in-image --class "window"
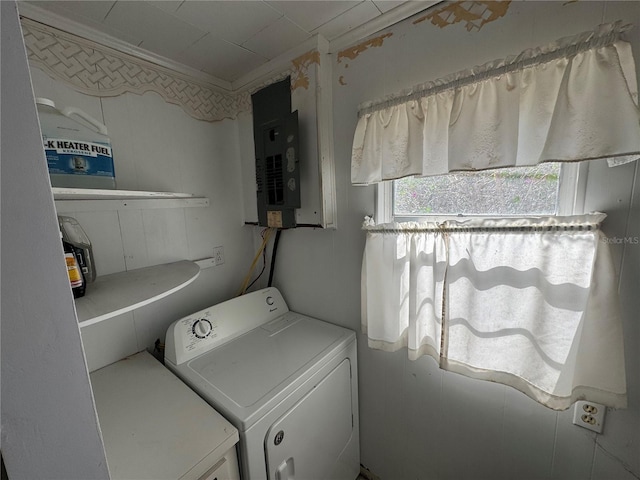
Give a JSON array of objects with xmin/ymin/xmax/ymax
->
[{"xmin": 376, "ymin": 162, "xmax": 588, "ymax": 224}]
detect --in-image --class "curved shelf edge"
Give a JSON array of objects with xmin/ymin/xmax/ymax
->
[
  {"xmin": 52, "ymin": 187, "xmax": 199, "ymax": 200},
  {"xmin": 52, "ymin": 188, "xmax": 210, "ymax": 213},
  {"xmin": 77, "ymin": 261, "xmax": 200, "ymax": 328}
]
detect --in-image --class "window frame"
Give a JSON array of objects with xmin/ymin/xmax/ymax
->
[{"xmin": 375, "ymin": 162, "xmax": 590, "ymax": 224}]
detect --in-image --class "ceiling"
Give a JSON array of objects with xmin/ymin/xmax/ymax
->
[{"xmin": 22, "ymin": 0, "xmax": 430, "ymax": 84}]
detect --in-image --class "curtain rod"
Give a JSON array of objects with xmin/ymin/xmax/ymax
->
[
  {"xmin": 358, "ymin": 21, "xmax": 632, "ymax": 118},
  {"xmin": 364, "ymin": 224, "xmax": 600, "ymax": 234}
]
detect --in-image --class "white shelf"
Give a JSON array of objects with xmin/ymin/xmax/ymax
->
[
  {"xmin": 52, "ymin": 187, "xmax": 209, "ymax": 213},
  {"xmin": 76, "ymin": 261, "xmax": 200, "ymax": 328}
]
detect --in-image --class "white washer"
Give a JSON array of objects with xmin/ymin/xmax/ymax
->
[
  {"xmin": 90, "ymin": 351, "xmax": 240, "ymax": 480},
  {"xmin": 165, "ymin": 287, "xmax": 360, "ymax": 480}
]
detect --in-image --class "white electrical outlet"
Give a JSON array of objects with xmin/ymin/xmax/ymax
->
[
  {"xmin": 572, "ymin": 401, "xmax": 606, "ymax": 433},
  {"xmin": 213, "ymin": 246, "xmax": 224, "ymax": 266}
]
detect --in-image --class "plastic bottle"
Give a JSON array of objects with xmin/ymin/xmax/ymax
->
[
  {"xmin": 59, "ymin": 216, "xmax": 96, "ymax": 283},
  {"xmin": 63, "ymin": 234, "xmax": 86, "ymax": 298},
  {"xmin": 36, "ymin": 98, "xmax": 116, "ymax": 189}
]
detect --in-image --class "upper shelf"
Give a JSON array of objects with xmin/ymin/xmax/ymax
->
[
  {"xmin": 52, "ymin": 187, "xmax": 209, "ymax": 213},
  {"xmin": 76, "ymin": 260, "xmax": 200, "ymax": 328}
]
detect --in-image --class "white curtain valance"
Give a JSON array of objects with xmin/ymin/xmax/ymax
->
[
  {"xmin": 351, "ymin": 22, "xmax": 640, "ymax": 185},
  {"xmin": 362, "ymin": 214, "xmax": 626, "ymax": 410}
]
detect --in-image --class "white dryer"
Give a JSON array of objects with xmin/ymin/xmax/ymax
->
[{"xmin": 165, "ymin": 287, "xmax": 360, "ymax": 480}]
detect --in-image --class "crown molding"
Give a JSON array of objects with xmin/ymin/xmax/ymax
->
[{"xmin": 17, "ymin": 2, "xmax": 233, "ymax": 92}]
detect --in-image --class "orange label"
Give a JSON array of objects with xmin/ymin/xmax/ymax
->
[{"xmin": 65, "ymin": 253, "xmax": 83, "ymax": 287}]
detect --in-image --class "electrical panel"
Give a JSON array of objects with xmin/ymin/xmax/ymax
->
[{"xmin": 252, "ymin": 77, "xmax": 300, "ymax": 228}]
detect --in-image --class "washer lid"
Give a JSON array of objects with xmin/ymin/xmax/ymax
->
[{"xmin": 187, "ymin": 312, "xmax": 351, "ymax": 410}]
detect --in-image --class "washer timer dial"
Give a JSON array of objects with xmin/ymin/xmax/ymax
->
[{"xmin": 192, "ymin": 318, "xmax": 213, "ymax": 339}]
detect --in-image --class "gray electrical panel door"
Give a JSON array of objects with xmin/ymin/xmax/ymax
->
[{"xmin": 252, "ymin": 77, "xmax": 300, "ymax": 228}]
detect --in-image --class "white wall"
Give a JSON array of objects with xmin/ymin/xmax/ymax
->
[
  {"xmin": 273, "ymin": 2, "xmax": 640, "ymax": 479},
  {"xmin": 0, "ymin": 2, "xmax": 109, "ymax": 477},
  {"xmin": 28, "ymin": 67, "xmax": 255, "ymax": 371}
]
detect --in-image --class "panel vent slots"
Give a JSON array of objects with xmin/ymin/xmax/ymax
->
[
  {"xmin": 256, "ymin": 164, "xmax": 263, "ymax": 195},
  {"xmin": 266, "ymin": 154, "xmax": 284, "ymax": 205}
]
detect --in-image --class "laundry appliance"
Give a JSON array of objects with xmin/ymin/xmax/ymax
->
[{"xmin": 165, "ymin": 287, "xmax": 360, "ymax": 480}]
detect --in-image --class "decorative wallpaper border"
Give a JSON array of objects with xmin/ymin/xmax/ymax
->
[{"xmin": 21, "ymin": 18, "xmax": 318, "ymax": 123}]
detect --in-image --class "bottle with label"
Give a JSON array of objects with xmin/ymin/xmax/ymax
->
[
  {"xmin": 36, "ymin": 97, "xmax": 116, "ymax": 189},
  {"xmin": 63, "ymin": 236, "xmax": 86, "ymax": 298},
  {"xmin": 59, "ymin": 216, "xmax": 95, "ymax": 283}
]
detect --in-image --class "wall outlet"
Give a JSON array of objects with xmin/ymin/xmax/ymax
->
[
  {"xmin": 572, "ymin": 401, "xmax": 606, "ymax": 433},
  {"xmin": 213, "ymin": 246, "xmax": 224, "ymax": 266}
]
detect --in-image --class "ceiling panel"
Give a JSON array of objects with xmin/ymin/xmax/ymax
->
[
  {"xmin": 267, "ymin": 0, "xmax": 361, "ymax": 32},
  {"xmin": 241, "ymin": 16, "xmax": 309, "ymax": 59},
  {"xmin": 103, "ymin": 1, "xmax": 207, "ymax": 59},
  {"xmin": 26, "ymin": 0, "xmax": 144, "ymax": 47},
  {"xmin": 179, "ymin": 34, "xmax": 267, "ymax": 81},
  {"xmin": 146, "ymin": 0, "xmax": 183, "ymax": 14},
  {"xmin": 372, "ymin": 0, "xmax": 408, "ymax": 14},
  {"xmin": 314, "ymin": 0, "xmax": 380, "ymax": 40},
  {"xmin": 172, "ymin": 1, "xmax": 283, "ymax": 46},
  {"xmin": 49, "ymin": 0, "xmax": 116, "ymax": 23}
]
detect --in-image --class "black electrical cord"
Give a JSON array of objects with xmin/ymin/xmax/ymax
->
[
  {"xmin": 267, "ymin": 229, "xmax": 282, "ymax": 287},
  {"xmin": 246, "ymin": 229, "xmax": 269, "ymax": 291}
]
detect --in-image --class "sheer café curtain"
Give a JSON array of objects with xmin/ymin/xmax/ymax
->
[{"xmin": 353, "ymin": 23, "xmax": 640, "ymax": 410}]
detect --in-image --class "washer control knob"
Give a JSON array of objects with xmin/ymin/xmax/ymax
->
[
  {"xmin": 266, "ymin": 296, "xmax": 275, "ymax": 306},
  {"xmin": 192, "ymin": 318, "xmax": 212, "ymax": 339}
]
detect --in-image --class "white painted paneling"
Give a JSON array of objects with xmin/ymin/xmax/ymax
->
[
  {"xmin": 118, "ymin": 209, "xmax": 149, "ymax": 270},
  {"xmin": 292, "ymin": 68, "xmax": 323, "ymax": 226},
  {"xmin": 81, "ymin": 312, "xmax": 139, "ymax": 372},
  {"xmin": 1, "ymin": 2, "xmax": 109, "ymax": 477},
  {"xmin": 551, "ymin": 409, "xmax": 597, "ymax": 480},
  {"xmin": 239, "ymin": 112, "xmax": 259, "ymax": 222},
  {"xmin": 500, "ymin": 387, "xmax": 557, "ymax": 479},
  {"xmin": 101, "ymin": 93, "xmax": 188, "ymax": 193},
  {"xmin": 401, "ymin": 355, "xmax": 445, "ymax": 479},
  {"xmin": 29, "ymin": 68, "xmax": 105, "ymax": 124},
  {"xmin": 439, "ymin": 373, "xmax": 506, "ymax": 479},
  {"xmin": 356, "ymin": 341, "xmax": 406, "ymax": 480},
  {"xmin": 72, "ymin": 210, "xmax": 126, "ymax": 276},
  {"xmin": 583, "ymin": 159, "xmax": 636, "ymax": 275},
  {"xmin": 270, "ymin": 227, "xmax": 336, "ymax": 315},
  {"xmin": 599, "ymin": 160, "xmax": 640, "ymax": 476},
  {"xmin": 592, "ymin": 445, "xmax": 639, "ymax": 480},
  {"xmin": 141, "ymin": 208, "xmax": 189, "ymax": 266}
]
